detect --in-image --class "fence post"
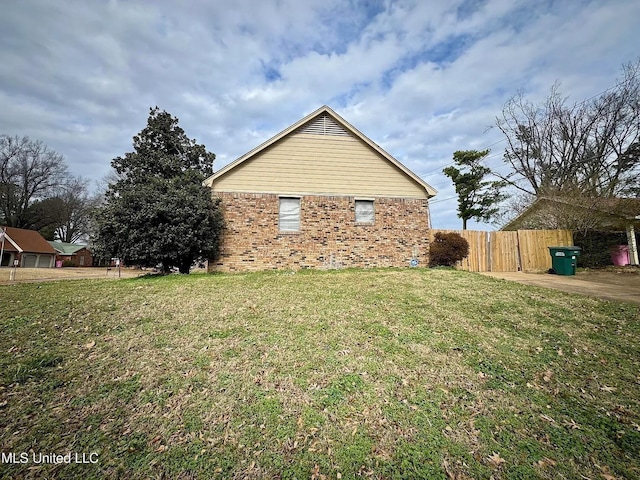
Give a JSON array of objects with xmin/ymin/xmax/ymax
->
[
  {"xmin": 516, "ymin": 230, "xmax": 522, "ymax": 272},
  {"xmin": 486, "ymin": 231, "xmax": 491, "ymax": 272},
  {"xmin": 627, "ymin": 225, "xmax": 639, "ymax": 265}
]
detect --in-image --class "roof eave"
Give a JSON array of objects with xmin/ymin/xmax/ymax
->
[
  {"xmin": 203, "ymin": 105, "xmax": 438, "ymax": 198},
  {"xmin": 2, "ymin": 234, "xmax": 23, "ymax": 252},
  {"xmin": 500, "ymin": 198, "xmax": 544, "ymax": 231}
]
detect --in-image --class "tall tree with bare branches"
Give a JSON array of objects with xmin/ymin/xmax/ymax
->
[
  {"xmin": 0, "ymin": 135, "xmax": 69, "ymax": 228},
  {"xmin": 29, "ymin": 177, "xmax": 99, "ymax": 242},
  {"xmin": 495, "ymin": 60, "xmax": 640, "ymax": 199}
]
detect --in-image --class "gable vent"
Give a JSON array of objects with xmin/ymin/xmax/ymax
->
[{"xmin": 295, "ymin": 113, "xmax": 351, "ymax": 137}]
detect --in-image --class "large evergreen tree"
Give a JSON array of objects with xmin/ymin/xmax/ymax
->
[{"xmin": 94, "ymin": 107, "xmax": 223, "ymax": 273}]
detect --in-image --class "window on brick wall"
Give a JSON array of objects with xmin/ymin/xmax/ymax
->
[
  {"xmin": 355, "ymin": 199, "xmax": 374, "ymax": 224},
  {"xmin": 279, "ymin": 197, "xmax": 300, "ymax": 231}
]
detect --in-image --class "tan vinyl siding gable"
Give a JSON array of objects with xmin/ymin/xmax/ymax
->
[{"xmin": 213, "ymin": 130, "xmax": 426, "ymax": 198}]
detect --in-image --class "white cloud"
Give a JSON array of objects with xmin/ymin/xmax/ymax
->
[{"xmin": 0, "ymin": 0, "xmax": 638, "ymax": 229}]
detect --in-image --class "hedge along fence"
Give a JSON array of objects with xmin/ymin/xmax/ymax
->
[{"xmin": 429, "ymin": 229, "xmax": 573, "ymax": 272}]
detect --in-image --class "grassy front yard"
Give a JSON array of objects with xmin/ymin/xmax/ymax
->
[{"xmin": 1, "ymin": 268, "xmax": 638, "ymax": 479}]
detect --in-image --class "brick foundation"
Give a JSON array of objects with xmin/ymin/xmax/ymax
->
[{"xmin": 209, "ymin": 192, "xmax": 430, "ymax": 272}]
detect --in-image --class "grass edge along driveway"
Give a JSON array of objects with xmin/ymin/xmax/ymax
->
[{"xmin": 1, "ymin": 268, "xmax": 638, "ymax": 479}]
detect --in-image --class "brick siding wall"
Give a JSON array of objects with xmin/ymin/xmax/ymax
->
[
  {"xmin": 209, "ymin": 192, "xmax": 430, "ymax": 272},
  {"xmin": 55, "ymin": 249, "xmax": 94, "ymax": 267}
]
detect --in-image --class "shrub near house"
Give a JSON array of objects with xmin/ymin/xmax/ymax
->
[{"xmin": 429, "ymin": 232, "xmax": 470, "ymax": 267}]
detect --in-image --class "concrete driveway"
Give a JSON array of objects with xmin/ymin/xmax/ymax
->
[{"xmin": 481, "ymin": 270, "xmax": 640, "ymax": 305}]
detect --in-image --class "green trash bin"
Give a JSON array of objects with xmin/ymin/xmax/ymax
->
[{"xmin": 548, "ymin": 246, "xmax": 581, "ymax": 275}]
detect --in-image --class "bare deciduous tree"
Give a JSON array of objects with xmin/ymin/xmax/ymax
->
[
  {"xmin": 55, "ymin": 177, "xmax": 100, "ymax": 243},
  {"xmin": 495, "ymin": 60, "xmax": 640, "ymax": 199},
  {"xmin": 0, "ymin": 135, "xmax": 68, "ymax": 228}
]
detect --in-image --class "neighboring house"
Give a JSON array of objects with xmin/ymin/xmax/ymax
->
[
  {"xmin": 502, "ymin": 196, "xmax": 640, "ymax": 231},
  {"xmin": 0, "ymin": 226, "xmax": 57, "ymax": 268},
  {"xmin": 204, "ymin": 106, "xmax": 437, "ymax": 272},
  {"xmin": 48, "ymin": 241, "xmax": 94, "ymax": 267},
  {"xmin": 502, "ymin": 196, "xmax": 639, "ymax": 265}
]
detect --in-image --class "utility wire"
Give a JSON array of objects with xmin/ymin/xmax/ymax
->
[
  {"xmin": 429, "ymin": 195, "xmax": 459, "ymax": 205},
  {"xmin": 418, "ymin": 139, "xmax": 505, "ymax": 177}
]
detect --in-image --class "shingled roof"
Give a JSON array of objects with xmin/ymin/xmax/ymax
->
[
  {"xmin": 1, "ymin": 227, "xmax": 57, "ymax": 254},
  {"xmin": 501, "ymin": 196, "xmax": 640, "ymax": 231},
  {"xmin": 48, "ymin": 241, "xmax": 89, "ymax": 255}
]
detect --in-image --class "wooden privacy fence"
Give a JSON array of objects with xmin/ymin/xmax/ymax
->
[{"xmin": 429, "ymin": 229, "xmax": 574, "ymax": 272}]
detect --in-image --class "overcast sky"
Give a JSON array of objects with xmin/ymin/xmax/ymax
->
[{"xmin": 1, "ymin": 0, "xmax": 638, "ymax": 230}]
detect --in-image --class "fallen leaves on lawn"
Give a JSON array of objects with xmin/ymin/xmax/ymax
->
[
  {"xmin": 442, "ymin": 458, "xmax": 461, "ymax": 479},
  {"xmin": 486, "ymin": 452, "xmax": 506, "ymax": 468},
  {"xmin": 600, "ymin": 385, "xmax": 617, "ymax": 393},
  {"xmin": 310, "ymin": 464, "xmax": 326, "ymax": 480},
  {"xmin": 600, "ymin": 469, "xmax": 617, "ymax": 480},
  {"xmin": 539, "ymin": 414, "xmax": 557, "ymax": 424},
  {"xmin": 563, "ymin": 418, "xmax": 581, "ymax": 430},
  {"xmin": 592, "ymin": 459, "xmax": 618, "ymax": 479},
  {"xmin": 536, "ymin": 457, "xmax": 557, "ymax": 468},
  {"xmin": 83, "ymin": 340, "xmax": 96, "ymax": 349},
  {"xmin": 357, "ymin": 465, "xmax": 374, "ymax": 476},
  {"xmin": 442, "ymin": 457, "xmax": 475, "ymax": 479}
]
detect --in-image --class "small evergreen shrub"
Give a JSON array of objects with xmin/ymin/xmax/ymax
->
[{"xmin": 429, "ymin": 232, "xmax": 470, "ymax": 267}]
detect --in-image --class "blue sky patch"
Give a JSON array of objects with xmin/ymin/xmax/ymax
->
[
  {"xmin": 0, "ymin": 0, "xmax": 637, "ymax": 230},
  {"xmin": 261, "ymin": 61, "xmax": 282, "ymax": 82}
]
